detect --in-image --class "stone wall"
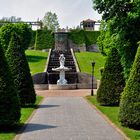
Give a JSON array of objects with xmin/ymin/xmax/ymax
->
[{"xmin": 68, "ymin": 39, "xmax": 99, "ymax": 52}]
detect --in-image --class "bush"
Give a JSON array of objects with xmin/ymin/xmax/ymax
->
[
  {"xmin": 29, "ymin": 30, "xmax": 36, "ymax": 48},
  {"xmin": 35, "ymin": 29, "xmax": 54, "ymax": 50},
  {"xmin": 0, "ymin": 23, "xmax": 32, "ymax": 51},
  {"xmin": 6, "ymin": 32, "xmax": 36, "ymax": 106},
  {"xmin": 97, "ymin": 47, "xmax": 125, "ymax": 106},
  {"xmin": 119, "ymin": 44, "xmax": 140, "ymax": 129},
  {"xmin": 0, "ymin": 42, "xmax": 20, "ymax": 127}
]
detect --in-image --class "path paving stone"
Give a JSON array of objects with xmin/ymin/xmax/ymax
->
[{"xmin": 16, "ymin": 97, "xmax": 125, "ymax": 140}]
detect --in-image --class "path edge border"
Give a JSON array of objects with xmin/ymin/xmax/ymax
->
[
  {"xmin": 14, "ymin": 97, "xmax": 45, "ymax": 140},
  {"xmin": 84, "ymin": 96, "xmax": 130, "ymax": 140}
]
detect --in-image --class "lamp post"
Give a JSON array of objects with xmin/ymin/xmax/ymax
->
[{"xmin": 91, "ymin": 61, "xmax": 95, "ymax": 96}]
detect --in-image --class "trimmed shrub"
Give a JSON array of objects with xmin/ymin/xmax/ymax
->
[
  {"xmin": 0, "ymin": 42, "xmax": 20, "ymax": 127},
  {"xmin": 6, "ymin": 33, "xmax": 36, "ymax": 106},
  {"xmin": 35, "ymin": 29, "xmax": 54, "ymax": 50},
  {"xmin": 29, "ymin": 30, "xmax": 36, "ymax": 48},
  {"xmin": 97, "ymin": 47, "xmax": 125, "ymax": 106},
  {"xmin": 0, "ymin": 23, "xmax": 32, "ymax": 51},
  {"xmin": 119, "ymin": 44, "xmax": 140, "ymax": 129}
]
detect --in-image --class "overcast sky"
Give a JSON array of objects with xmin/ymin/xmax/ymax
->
[{"xmin": 0, "ymin": 0, "xmax": 102, "ymax": 28}]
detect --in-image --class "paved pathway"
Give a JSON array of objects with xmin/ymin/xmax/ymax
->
[
  {"xmin": 15, "ymin": 96, "xmax": 126, "ymax": 140},
  {"xmin": 36, "ymin": 89, "xmax": 93, "ymax": 97}
]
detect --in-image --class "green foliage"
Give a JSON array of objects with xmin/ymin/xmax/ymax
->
[
  {"xmin": 92, "ymin": 0, "xmax": 134, "ymax": 21},
  {"xmin": 6, "ymin": 33, "xmax": 36, "ymax": 106},
  {"xmin": 68, "ymin": 29, "xmax": 100, "ymax": 46},
  {"xmin": 68, "ymin": 30, "xmax": 85, "ymax": 45},
  {"xmin": 29, "ymin": 30, "xmax": 36, "ymax": 48},
  {"xmin": 0, "ymin": 23, "xmax": 32, "ymax": 51},
  {"xmin": 35, "ymin": 29, "xmax": 54, "ymax": 50},
  {"xmin": 93, "ymin": 0, "xmax": 140, "ymax": 79},
  {"xmin": 42, "ymin": 11, "xmax": 60, "ymax": 32},
  {"xmin": 97, "ymin": 20, "xmax": 115, "ymax": 56},
  {"xmin": 85, "ymin": 31, "xmax": 100, "ymax": 46},
  {"xmin": 119, "ymin": 44, "xmax": 140, "ymax": 129},
  {"xmin": 97, "ymin": 48, "xmax": 125, "ymax": 106},
  {"xmin": 0, "ymin": 43, "xmax": 20, "ymax": 127}
]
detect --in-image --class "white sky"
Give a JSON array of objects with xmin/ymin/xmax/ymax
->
[{"xmin": 0, "ymin": 0, "xmax": 102, "ymax": 28}]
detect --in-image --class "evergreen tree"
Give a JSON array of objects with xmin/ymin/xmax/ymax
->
[
  {"xmin": 97, "ymin": 47, "xmax": 125, "ymax": 106},
  {"xmin": 6, "ymin": 33, "xmax": 36, "ymax": 106},
  {"xmin": 0, "ymin": 43, "xmax": 20, "ymax": 127},
  {"xmin": 119, "ymin": 44, "xmax": 140, "ymax": 129}
]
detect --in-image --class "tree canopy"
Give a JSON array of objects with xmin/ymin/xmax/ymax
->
[
  {"xmin": 42, "ymin": 11, "xmax": 60, "ymax": 32},
  {"xmin": 93, "ymin": 0, "xmax": 140, "ymax": 79}
]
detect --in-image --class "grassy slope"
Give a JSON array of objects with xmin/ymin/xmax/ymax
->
[
  {"xmin": 25, "ymin": 50, "xmax": 48, "ymax": 75},
  {"xmin": 75, "ymin": 52, "xmax": 106, "ymax": 80},
  {"xmin": 87, "ymin": 96, "xmax": 140, "ymax": 140},
  {"xmin": 0, "ymin": 96, "xmax": 43, "ymax": 140}
]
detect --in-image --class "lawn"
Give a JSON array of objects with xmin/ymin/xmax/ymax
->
[
  {"xmin": 86, "ymin": 96, "xmax": 140, "ymax": 140},
  {"xmin": 75, "ymin": 52, "xmax": 106, "ymax": 80},
  {"xmin": 0, "ymin": 96, "xmax": 43, "ymax": 140},
  {"xmin": 25, "ymin": 50, "xmax": 48, "ymax": 75}
]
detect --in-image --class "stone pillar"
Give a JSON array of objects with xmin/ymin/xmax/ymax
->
[{"xmin": 54, "ymin": 32, "xmax": 69, "ymax": 51}]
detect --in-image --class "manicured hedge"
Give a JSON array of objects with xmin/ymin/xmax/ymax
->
[
  {"xmin": 85, "ymin": 31, "xmax": 100, "ymax": 46},
  {"xmin": 0, "ymin": 42, "xmax": 20, "ymax": 127},
  {"xmin": 68, "ymin": 29, "xmax": 100, "ymax": 46},
  {"xmin": 29, "ymin": 30, "xmax": 36, "ymax": 48},
  {"xmin": 119, "ymin": 44, "xmax": 140, "ymax": 129},
  {"xmin": 0, "ymin": 23, "xmax": 32, "ymax": 51},
  {"xmin": 6, "ymin": 33, "xmax": 36, "ymax": 106},
  {"xmin": 68, "ymin": 30, "xmax": 85, "ymax": 45},
  {"xmin": 35, "ymin": 29, "xmax": 54, "ymax": 50},
  {"xmin": 97, "ymin": 47, "xmax": 125, "ymax": 106}
]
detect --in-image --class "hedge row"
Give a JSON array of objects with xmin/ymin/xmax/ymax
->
[
  {"xmin": 68, "ymin": 29, "xmax": 100, "ymax": 46},
  {"xmin": 0, "ymin": 23, "xmax": 32, "ymax": 51},
  {"xmin": 35, "ymin": 29, "xmax": 54, "ymax": 50}
]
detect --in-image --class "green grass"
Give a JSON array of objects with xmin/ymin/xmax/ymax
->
[
  {"xmin": 86, "ymin": 96, "xmax": 140, "ymax": 140},
  {"xmin": 25, "ymin": 50, "xmax": 48, "ymax": 75},
  {"xmin": 0, "ymin": 96, "xmax": 43, "ymax": 140},
  {"xmin": 75, "ymin": 52, "xmax": 106, "ymax": 80}
]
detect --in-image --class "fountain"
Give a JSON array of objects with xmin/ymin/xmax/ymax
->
[{"xmin": 52, "ymin": 54, "xmax": 70, "ymax": 85}]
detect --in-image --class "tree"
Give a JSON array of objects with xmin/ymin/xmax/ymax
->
[
  {"xmin": 0, "ymin": 16, "xmax": 22, "ymax": 22},
  {"xmin": 92, "ymin": 0, "xmax": 140, "ymax": 79},
  {"xmin": 97, "ymin": 47, "xmax": 125, "ymax": 106},
  {"xmin": 119, "ymin": 44, "xmax": 140, "ymax": 129},
  {"xmin": 6, "ymin": 33, "xmax": 36, "ymax": 106},
  {"xmin": 0, "ymin": 42, "xmax": 20, "ymax": 127},
  {"xmin": 42, "ymin": 11, "xmax": 60, "ymax": 32}
]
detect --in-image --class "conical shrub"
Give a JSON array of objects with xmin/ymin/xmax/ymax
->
[
  {"xmin": 97, "ymin": 47, "xmax": 125, "ymax": 106},
  {"xmin": 0, "ymin": 43, "xmax": 20, "ymax": 127},
  {"xmin": 119, "ymin": 45, "xmax": 140, "ymax": 129},
  {"xmin": 6, "ymin": 32, "xmax": 36, "ymax": 106}
]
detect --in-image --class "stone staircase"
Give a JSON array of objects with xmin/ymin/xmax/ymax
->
[{"xmin": 47, "ymin": 50, "xmax": 78, "ymax": 84}]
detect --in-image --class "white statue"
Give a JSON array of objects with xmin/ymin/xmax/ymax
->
[
  {"xmin": 52, "ymin": 53, "xmax": 70, "ymax": 85},
  {"xmin": 59, "ymin": 54, "xmax": 65, "ymax": 68}
]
